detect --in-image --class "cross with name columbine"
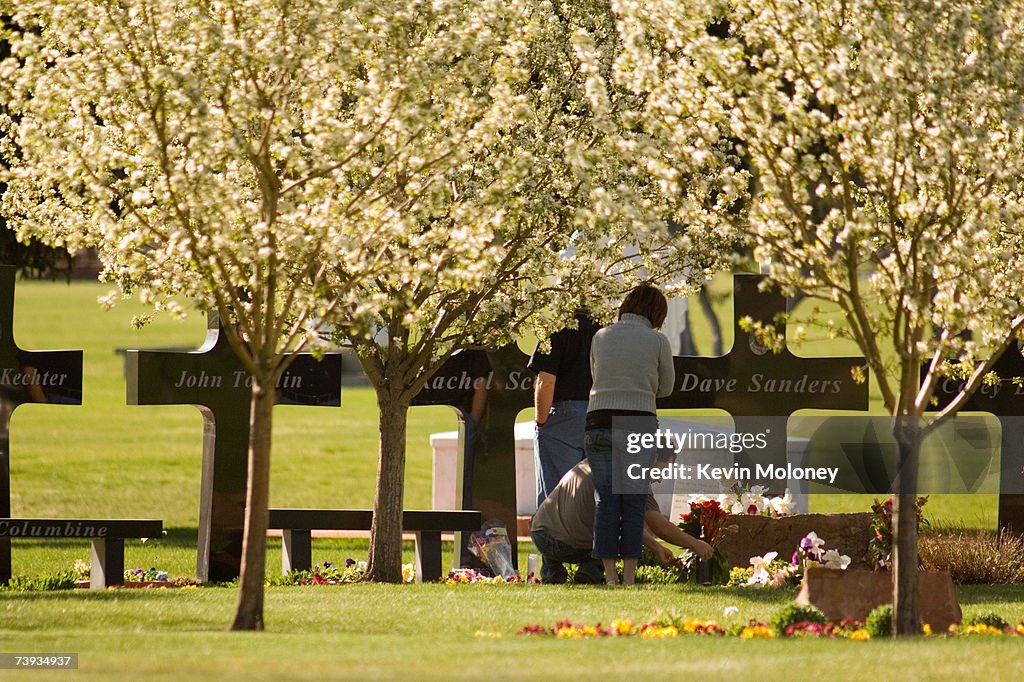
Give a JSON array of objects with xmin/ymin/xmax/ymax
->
[
  {"xmin": 411, "ymin": 344, "xmax": 534, "ymax": 567},
  {"xmin": 0, "ymin": 265, "xmax": 83, "ymax": 583},
  {"xmin": 658, "ymin": 273, "xmax": 870, "ymax": 495},
  {"xmin": 126, "ymin": 313, "xmax": 342, "ymax": 582},
  {"xmin": 929, "ymin": 345, "xmax": 1024, "ymax": 535}
]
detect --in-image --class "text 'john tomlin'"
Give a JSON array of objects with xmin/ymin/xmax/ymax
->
[{"xmin": 173, "ymin": 370, "xmax": 304, "ymax": 390}]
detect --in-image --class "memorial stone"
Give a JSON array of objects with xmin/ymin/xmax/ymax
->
[
  {"xmin": 126, "ymin": 313, "xmax": 341, "ymax": 581},
  {"xmin": 0, "ymin": 265, "xmax": 83, "ymax": 583}
]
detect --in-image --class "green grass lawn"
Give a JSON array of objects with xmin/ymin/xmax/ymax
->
[
  {"xmin": 3, "ymin": 584, "xmax": 1024, "ymax": 681},
  {"xmin": 3, "ymin": 279, "xmax": 1020, "ymax": 680}
]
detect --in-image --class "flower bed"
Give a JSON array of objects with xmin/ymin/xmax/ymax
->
[
  {"xmin": 514, "ymin": 606, "xmax": 1024, "ymax": 640},
  {"xmin": 268, "ymin": 559, "xmax": 416, "ymax": 585},
  {"xmin": 443, "ymin": 569, "xmax": 539, "ymax": 584}
]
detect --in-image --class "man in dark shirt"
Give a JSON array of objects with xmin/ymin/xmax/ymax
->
[{"xmin": 528, "ymin": 311, "xmax": 600, "ymax": 506}]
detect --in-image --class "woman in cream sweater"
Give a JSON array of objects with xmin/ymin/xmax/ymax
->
[{"xmin": 585, "ymin": 285, "xmax": 675, "ymax": 585}]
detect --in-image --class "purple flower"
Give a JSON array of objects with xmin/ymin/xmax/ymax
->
[
  {"xmin": 323, "ymin": 561, "xmax": 333, "ymax": 569},
  {"xmin": 791, "ymin": 551, "xmax": 800, "ymax": 566},
  {"xmin": 799, "ymin": 537, "xmax": 814, "ymax": 551},
  {"xmin": 345, "ymin": 558, "xmax": 356, "ymax": 568}
]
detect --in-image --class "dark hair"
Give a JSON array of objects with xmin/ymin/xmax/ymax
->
[{"xmin": 619, "ymin": 285, "xmax": 668, "ymax": 328}]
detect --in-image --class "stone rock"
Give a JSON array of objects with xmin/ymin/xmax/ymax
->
[
  {"xmin": 795, "ymin": 566, "xmax": 962, "ymax": 631},
  {"xmin": 718, "ymin": 512, "xmax": 873, "ymax": 569}
]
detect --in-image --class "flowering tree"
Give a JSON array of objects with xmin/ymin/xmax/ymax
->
[
  {"xmin": 615, "ymin": 0, "xmax": 1024, "ymax": 635},
  {"xmin": 333, "ymin": 0, "xmax": 736, "ymax": 583},
  {"xmin": 0, "ymin": 19, "xmax": 75, "ymax": 280},
  {"xmin": 0, "ymin": 0, "xmax": 573, "ymax": 629}
]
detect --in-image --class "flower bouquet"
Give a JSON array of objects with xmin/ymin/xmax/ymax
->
[
  {"xmin": 869, "ymin": 495, "xmax": 928, "ymax": 570},
  {"xmin": 677, "ymin": 499, "xmax": 732, "ymax": 585},
  {"xmin": 468, "ymin": 519, "xmax": 516, "ymax": 578}
]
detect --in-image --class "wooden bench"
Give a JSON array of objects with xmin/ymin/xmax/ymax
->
[
  {"xmin": 0, "ymin": 518, "xmax": 163, "ymax": 589},
  {"xmin": 267, "ymin": 509, "xmax": 481, "ymax": 582}
]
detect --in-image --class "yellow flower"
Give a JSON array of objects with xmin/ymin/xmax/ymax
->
[
  {"xmin": 474, "ymin": 630, "xmax": 502, "ymax": 639},
  {"xmin": 922, "ymin": 624, "xmax": 932, "ymax": 636},
  {"xmin": 611, "ymin": 619, "xmax": 634, "ymax": 636},
  {"xmin": 962, "ymin": 623, "xmax": 1003, "ymax": 636},
  {"xmin": 556, "ymin": 626, "xmax": 581, "ymax": 638},
  {"xmin": 582, "ymin": 626, "xmax": 599, "ymax": 637},
  {"xmin": 640, "ymin": 626, "xmax": 678, "ymax": 639},
  {"xmin": 739, "ymin": 625, "xmax": 774, "ymax": 639},
  {"xmin": 849, "ymin": 629, "xmax": 870, "ymax": 640}
]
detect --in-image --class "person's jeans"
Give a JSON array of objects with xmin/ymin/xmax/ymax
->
[
  {"xmin": 587, "ymin": 427, "xmax": 650, "ymax": 559},
  {"xmin": 530, "ymin": 528, "xmax": 604, "ymax": 584},
  {"xmin": 534, "ymin": 400, "xmax": 588, "ymax": 506}
]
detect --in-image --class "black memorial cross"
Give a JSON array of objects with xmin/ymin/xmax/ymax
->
[
  {"xmin": 0, "ymin": 265, "xmax": 83, "ymax": 583},
  {"xmin": 127, "ymin": 313, "xmax": 342, "ymax": 582},
  {"xmin": 658, "ymin": 273, "xmax": 869, "ymax": 494},
  {"xmin": 929, "ymin": 344, "xmax": 1024, "ymax": 534},
  {"xmin": 411, "ymin": 344, "xmax": 534, "ymax": 568}
]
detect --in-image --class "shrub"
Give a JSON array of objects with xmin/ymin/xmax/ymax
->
[
  {"xmin": 771, "ymin": 603, "xmax": 827, "ymax": 636},
  {"xmin": 918, "ymin": 525, "xmax": 1024, "ymax": 584},
  {"xmin": 965, "ymin": 612, "xmax": 1010, "ymax": 631},
  {"xmin": 865, "ymin": 604, "xmax": 893, "ymax": 638},
  {"xmin": 634, "ymin": 565, "xmax": 681, "ymax": 584},
  {"xmin": 1, "ymin": 570, "xmax": 78, "ymax": 592}
]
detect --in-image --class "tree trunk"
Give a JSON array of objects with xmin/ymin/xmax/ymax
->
[
  {"xmin": 699, "ymin": 286, "xmax": 723, "ymax": 356},
  {"xmin": 365, "ymin": 391, "xmax": 409, "ymax": 583},
  {"xmin": 230, "ymin": 378, "xmax": 275, "ymax": 631},
  {"xmin": 891, "ymin": 422, "xmax": 922, "ymax": 637}
]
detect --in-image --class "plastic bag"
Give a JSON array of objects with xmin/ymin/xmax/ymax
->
[{"xmin": 468, "ymin": 519, "xmax": 516, "ymax": 578}]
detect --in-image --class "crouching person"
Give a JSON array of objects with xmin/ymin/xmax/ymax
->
[{"xmin": 529, "ymin": 459, "xmax": 712, "ymax": 583}]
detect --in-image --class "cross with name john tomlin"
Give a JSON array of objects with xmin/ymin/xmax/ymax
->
[
  {"xmin": 127, "ymin": 313, "xmax": 342, "ymax": 582},
  {"xmin": 0, "ymin": 265, "xmax": 83, "ymax": 584}
]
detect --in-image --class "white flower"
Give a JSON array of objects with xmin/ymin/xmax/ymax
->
[
  {"xmin": 746, "ymin": 551, "xmax": 778, "ymax": 587},
  {"xmin": 740, "ymin": 491, "xmax": 767, "ymax": 514},
  {"xmin": 769, "ymin": 491, "xmax": 794, "ymax": 516},
  {"xmin": 822, "ymin": 549, "xmax": 851, "ymax": 570},
  {"xmin": 723, "ymin": 606, "xmax": 740, "ymax": 617},
  {"xmin": 716, "ymin": 493, "xmax": 739, "ymax": 511}
]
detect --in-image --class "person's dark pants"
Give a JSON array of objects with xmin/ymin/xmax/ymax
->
[
  {"xmin": 587, "ymin": 427, "xmax": 649, "ymax": 559},
  {"xmin": 530, "ymin": 528, "xmax": 604, "ymax": 584},
  {"xmin": 534, "ymin": 400, "xmax": 589, "ymax": 507}
]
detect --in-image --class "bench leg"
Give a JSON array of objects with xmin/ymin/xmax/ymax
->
[
  {"xmin": 91, "ymin": 538, "xmax": 124, "ymax": 589},
  {"xmin": 415, "ymin": 531, "xmax": 442, "ymax": 583},
  {"xmin": 0, "ymin": 538, "xmax": 10, "ymax": 586},
  {"xmin": 282, "ymin": 529, "xmax": 312, "ymax": 574}
]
